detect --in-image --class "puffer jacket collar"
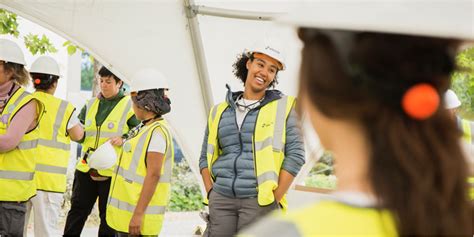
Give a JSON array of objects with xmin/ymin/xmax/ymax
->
[{"xmin": 224, "ymin": 84, "xmax": 283, "ymax": 110}]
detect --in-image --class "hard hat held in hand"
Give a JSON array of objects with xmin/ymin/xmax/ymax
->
[
  {"xmin": 245, "ymin": 39, "xmax": 286, "ymax": 70},
  {"xmin": 130, "ymin": 68, "xmax": 169, "ymax": 93},
  {"xmin": 88, "ymin": 141, "xmax": 117, "ymax": 170},
  {"xmin": 30, "ymin": 56, "xmax": 61, "ymax": 77},
  {"xmin": 0, "ymin": 39, "xmax": 26, "ymax": 65}
]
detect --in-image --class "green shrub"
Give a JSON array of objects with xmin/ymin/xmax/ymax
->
[
  {"xmin": 305, "ymin": 174, "xmax": 337, "ymax": 189},
  {"xmin": 169, "ymin": 161, "xmax": 204, "ymax": 211},
  {"xmin": 452, "ymin": 47, "xmax": 474, "ymax": 119}
]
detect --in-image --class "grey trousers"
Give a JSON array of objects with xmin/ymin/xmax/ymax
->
[
  {"xmin": 208, "ymin": 190, "xmax": 279, "ymax": 237},
  {"xmin": 0, "ymin": 202, "xmax": 27, "ymax": 237}
]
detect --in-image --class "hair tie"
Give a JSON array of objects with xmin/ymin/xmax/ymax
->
[
  {"xmin": 34, "ymin": 78, "xmax": 41, "ymax": 85},
  {"xmin": 401, "ymin": 83, "xmax": 439, "ymax": 120}
]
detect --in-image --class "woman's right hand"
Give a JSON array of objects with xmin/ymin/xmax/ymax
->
[{"xmin": 109, "ymin": 136, "xmax": 125, "ymax": 146}]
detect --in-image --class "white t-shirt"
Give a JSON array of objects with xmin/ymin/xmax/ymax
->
[
  {"xmin": 144, "ymin": 125, "xmax": 167, "ymax": 154},
  {"xmin": 235, "ymin": 97, "xmax": 261, "ymax": 130}
]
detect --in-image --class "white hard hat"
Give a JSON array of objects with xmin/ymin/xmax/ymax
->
[
  {"xmin": 444, "ymin": 89, "xmax": 462, "ymax": 109},
  {"xmin": 30, "ymin": 56, "xmax": 61, "ymax": 77},
  {"xmin": 130, "ymin": 68, "xmax": 169, "ymax": 92},
  {"xmin": 278, "ymin": 0, "xmax": 474, "ymax": 40},
  {"xmin": 0, "ymin": 39, "xmax": 26, "ymax": 65},
  {"xmin": 245, "ymin": 39, "xmax": 286, "ymax": 70},
  {"xmin": 88, "ymin": 141, "xmax": 117, "ymax": 170}
]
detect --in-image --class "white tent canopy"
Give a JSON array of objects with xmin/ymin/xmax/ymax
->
[{"xmin": 0, "ymin": 0, "xmax": 324, "ymax": 204}]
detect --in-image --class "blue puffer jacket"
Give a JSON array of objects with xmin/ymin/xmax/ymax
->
[{"xmin": 199, "ymin": 86, "xmax": 305, "ymax": 198}]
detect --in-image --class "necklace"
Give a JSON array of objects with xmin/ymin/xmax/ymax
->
[
  {"xmin": 123, "ymin": 115, "xmax": 161, "ymax": 140},
  {"xmin": 236, "ymin": 94, "xmax": 264, "ymax": 112}
]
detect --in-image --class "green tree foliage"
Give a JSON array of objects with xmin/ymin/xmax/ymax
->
[
  {"xmin": 24, "ymin": 33, "xmax": 57, "ymax": 55},
  {"xmin": 0, "ymin": 8, "xmax": 57, "ymax": 55},
  {"xmin": 0, "ymin": 9, "xmax": 19, "ymax": 37},
  {"xmin": 452, "ymin": 47, "xmax": 474, "ymax": 119},
  {"xmin": 305, "ymin": 152, "xmax": 337, "ymax": 189},
  {"xmin": 81, "ymin": 52, "xmax": 94, "ymax": 91}
]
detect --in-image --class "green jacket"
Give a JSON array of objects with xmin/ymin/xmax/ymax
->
[{"xmin": 78, "ymin": 90, "xmax": 140, "ymax": 143}]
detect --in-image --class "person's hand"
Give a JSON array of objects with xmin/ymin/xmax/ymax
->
[
  {"xmin": 129, "ymin": 213, "xmax": 143, "ymax": 236},
  {"xmin": 273, "ymin": 189, "xmax": 283, "ymax": 203},
  {"xmin": 109, "ymin": 136, "xmax": 124, "ymax": 146}
]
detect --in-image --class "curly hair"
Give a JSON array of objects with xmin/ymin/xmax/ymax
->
[{"xmin": 232, "ymin": 53, "xmax": 279, "ymax": 88}]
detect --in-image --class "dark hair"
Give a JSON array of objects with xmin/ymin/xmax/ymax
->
[
  {"xmin": 131, "ymin": 88, "xmax": 171, "ymax": 116},
  {"xmin": 232, "ymin": 53, "xmax": 279, "ymax": 88},
  {"xmin": 31, "ymin": 73, "xmax": 59, "ymax": 90},
  {"xmin": 3, "ymin": 62, "xmax": 29, "ymax": 86},
  {"xmin": 298, "ymin": 28, "xmax": 471, "ymax": 236},
  {"xmin": 98, "ymin": 66, "xmax": 122, "ymax": 88}
]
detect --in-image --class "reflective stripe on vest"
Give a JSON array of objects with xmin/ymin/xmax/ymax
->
[
  {"xmin": 204, "ymin": 96, "xmax": 295, "ymax": 209},
  {"xmin": 107, "ymin": 120, "xmax": 174, "ymax": 235},
  {"xmin": 0, "ymin": 170, "xmax": 35, "ymax": 181},
  {"xmin": 0, "ymin": 87, "xmax": 44, "ymax": 201},
  {"xmin": 78, "ymin": 97, "xmax": 132, "ymax": 176},
  {"xmin": 108, "ymin": 197, "xmax": 166, "ymax": 215}
]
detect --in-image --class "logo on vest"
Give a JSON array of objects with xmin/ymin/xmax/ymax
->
[
  {"xmin": 0, "ymin": 114, "xmax": 9, "ymax": 124},
  {"xmin": 85, "ymin": 119, "xmax": 92, "ymax": 127},
  {"xmin": 108, "ymin": 122, "xmax": 115, "ymax": 129},
  {"xmin": 261, "ymin": 122, "xmax": 274, "ymax": 128},
  {"xmin": 123, "ymin": 142, "xmax": 132, "ymax": 152}
]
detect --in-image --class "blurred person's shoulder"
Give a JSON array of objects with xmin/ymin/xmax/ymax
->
[{"xmin": 240, "ymin": 198, "xmax": 397, "ymax": 237}]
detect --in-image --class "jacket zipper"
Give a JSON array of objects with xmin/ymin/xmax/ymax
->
[{"xmin": 231, "ymin": 109, "xmax": 251, "ymax": 197}]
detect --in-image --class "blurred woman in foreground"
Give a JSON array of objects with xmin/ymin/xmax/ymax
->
[{"xmin": 242, "ymin": 1, "xmax": 473, "ymax": 236}]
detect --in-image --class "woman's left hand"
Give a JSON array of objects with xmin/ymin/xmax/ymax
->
[{"xmin": 129, "ymin": 213, "xmax": 143, "ymax": 235}]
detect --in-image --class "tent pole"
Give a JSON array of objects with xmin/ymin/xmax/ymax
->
[
  {"xmin": 190, "ymin": 5, "xmax": 281, "ymax": 21},
  {"xmin": 184, "ymin": 0, "xmax": 214, "ymax": 113}
]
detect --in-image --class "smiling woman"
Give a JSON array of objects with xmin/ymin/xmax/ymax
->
[{"xmin": 198, "ymin": 38, "xmax": 305, "ymax": 236}]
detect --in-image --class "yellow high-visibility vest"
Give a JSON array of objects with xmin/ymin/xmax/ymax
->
[
  {"xmin": 32, "ymin": 91, "xmax": 75, "ymax": 193},
  {"xmin": 241, "ymin": 200, "xmax": 397, "ymax": 237},
  {"xmin": 468, "ymin": 177, "xmax": 474, "ymax": 200},
  {"xmin": 0, "ymin": 86, "xmax": 44, "ymax": 201},
  {"xmin": 204, "ymin": 95, "xmax": 296, "ymax": 210},
  {"xmin": 106, "ymin": 120, "xmax": 174, "ymax": 235},
  {"xmin": 458, "ymin": 117, "xmax": 473, "ymax": 145},
  {"xmin": 76, "ymin": 96, "xmax": 133, "ymax": 177}
]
